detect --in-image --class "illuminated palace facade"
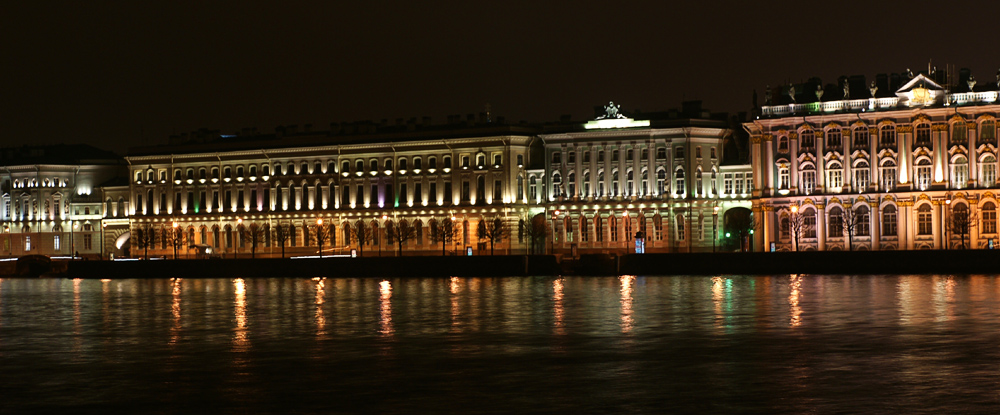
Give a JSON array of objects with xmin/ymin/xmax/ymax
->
[
  {"xmin": 0, "ymin": 145, "xmax": 126, "ymax": 258},
  {"xmin": 532, "ymin": 103, "xmax": 752, "ymax": 253},
  {"xmin": 125, "ymin": 122, "xmax": 539, "ymax": 257},
  {"xmin": 747, "ymin": 70, "xmax": 1000, "ymax": 251}
]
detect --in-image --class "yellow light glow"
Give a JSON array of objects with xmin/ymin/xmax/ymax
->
[
  {"xmin": 620, "ymin": 275, "xmax": 635, "ymax": 333},
  {"xmin": 379, "ymin": 280, "xmax": 393, "ymax": 336}
]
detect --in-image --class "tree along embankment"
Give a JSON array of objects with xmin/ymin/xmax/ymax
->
[{"xmin": 63, "ymin": 255, "xmax": 561, "ymax": 279}]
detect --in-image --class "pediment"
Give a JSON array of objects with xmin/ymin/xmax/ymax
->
[{"xmin": 896, "ymin": 74, "xmax": 945, "ymax": 93}]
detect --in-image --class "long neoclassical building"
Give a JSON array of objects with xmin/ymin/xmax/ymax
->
[{"xmin": 747, "ymin": 68, "xmax": 1000, "ymax": 251}]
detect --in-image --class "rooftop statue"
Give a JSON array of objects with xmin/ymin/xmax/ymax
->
[
  {"xmin": 815, "ymin": 85, "xmax": 824, "ymax": 101},
  {"xmin": 869, "ymin": 81, "xmax": 878, "ymax": 97},
  {"xmin": 788, "ymin": 84, "xmax": 796, "ymax": 103},
  {"xmin": 968, "ymin": 76, "xmax": 977, "ymax": 92},
  {"xmin": 843, "ymin": 79, "xmax": 850, "ymax": 99},
  {"xmin": 598, "ymin": 101, "xmax": 626, "ymax": 119},
  {"xmin": 764, "ymin": 85, "xmax": 772, "ymax": 105}
]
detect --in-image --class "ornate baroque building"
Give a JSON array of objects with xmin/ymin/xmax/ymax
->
[{"xmin": 747, "ymin": 69, "xmax": 1000, "ymax": 251}]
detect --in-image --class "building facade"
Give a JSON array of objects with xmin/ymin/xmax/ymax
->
[
  {"xmin": 533, "ymin": 102, "xmax": 752, "ymax": 254},
  {"xmin": 0, "ymin": 145, "xmax": 126, "ymax": 258},
  {"xmin": 125, "ymin": 122, "xmax": 539, "ymax": 258},
  {"xmin": 747, "ymin": 70, "xmax": 1000, "ymax": 251}
]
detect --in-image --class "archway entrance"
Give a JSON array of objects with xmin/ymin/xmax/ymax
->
[{"xmin": 723, "ymin": 207, "xmax": 754, "ymax": 252}]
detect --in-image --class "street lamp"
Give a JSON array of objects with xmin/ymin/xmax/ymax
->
[
  {"xmin": 236, "ymin": 217, "xmax": 242, "ymax": 259},
  {"xmin": 171, "ymin": 221, "xmax": 178, "ymax": 259},
  {"xmin": 713, "ymin": 205, "xmax": 720, "ymax": 253},
  {"xmin": 101, "ymin": 222, "xmax": 107, "ymax": 260},
  {"xmin": 317, "ymin": 218, "xmax": 324, "ymax": 258}
]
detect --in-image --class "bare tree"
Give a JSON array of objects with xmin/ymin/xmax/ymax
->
[
  {"xmin": 948, "ymin": 204, "xmax": 977, "ymax": 249},
  {"xmin": 133, "ymin": 223, "xmax": 156, "ymax": 260},
  {"xmin": 520, "ymin": 214, "xmax": 549, "ymax": 255},
  {"xmin": 240, "ymin": 222, "xmax": 266, "ymax": 258},
  {"xmin": 386, "ymin": 219, "xmax": 417, "ymax": 256},
  {"xmin": 313, "ymin": 222, "xmax": 331, "ymax": 257},
  {"xmin": 840, "ymin": 206, "xmax": 867, "ymax": 251},
  {"xmin": 431, "ymin": 217, "xmax": 459, "ymax": 256},
  {"xmin": 349, "ymin": 219, "xmax": 373, "ymax": 257},
  {"xmin": 170, "ymin": 225, "xmax": 185, "ymax": 259},
  {"xmin": 477, "ymin": 216, "xmax": 509, "ymax": 255},
  {"xmin": 787, "ymin": 209, "xmax": 807, "ymax": 252},
  {"xmin": 274, "ymin": 223, "xmax": 290, "ymax": 258},
  {"xmin": 723, "ymin": 209, "xmax": 758, "ymax": 252}
]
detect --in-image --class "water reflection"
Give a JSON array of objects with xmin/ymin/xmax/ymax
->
[
  {"xmin": 620, "ymin": 275, "xmax": 634, "ymax": 333},
  {"xmin": 379, "ymin": 280, "xmax": 393, "ymax": 336},
  {"xmin": 789, "ymin": 274, "xmax": 802, "ymax": 328},
  {"xmin": 553, "ymin": 278, "xmax": 565, "ymax": 335},
  {"xmin": 314, "ymin": 278, "xmax": 326, "ymax": 337},
  {"xmin": 233, "ymin": 278, "xmax": 249, "ymax": 353},
  {"xmin": 169, "ymin": 279, "xmax": 182, "ymax": 346}
]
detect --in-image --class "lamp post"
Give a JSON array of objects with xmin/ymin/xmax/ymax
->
[
  {"xmin": 101, "ymin": 222, "xmax": 107, "ymax": 260},
  {"xmin": 380, "ymin": 214, "xmax": 387, "ymax": 257},
  {"xmin": 451, "ymin": 214, "xmax": 458, "ymax": 255},
  {"xmin": 317, "ymin": 218, "xmax": 324, "ymax": 258},
  {"xmin": 945, "ymin": 198, "xmax": 951, "ymax": 250},
  {"xmin": 236, "ymin": 217, "xmax": 242, "ymax": 259},
  {"xmin": 171, "ymin": 221, "xmax": 178, "ymax": 259},
  {"xmin": 713, "ymin": 205, "xmax": 720, "ymax": 253}
]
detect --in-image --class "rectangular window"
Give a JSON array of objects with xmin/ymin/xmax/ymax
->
[
  {"xmin": 493, "ymin": 180, "xmax": 502, "ymax": 202},
  {"xmin": 883, "ymin": 210, "xmax": 897, "ymax": 236},
  {"xmin": 444, "ymin": 182, "xmax": 452, "ymax": 204},
  {"xmin": 414, "ymin": 183, "xmax": 422, "ymax": 205},
  {"xmin": 804, "ymin": 214, "xmax": 816, "ymax": 238},
  {"xmin": 54, "ymin": 235, "xmax": 60, "ymax": 251},
  {"xmin": 983, "ymin": 210, "xmax": 997, "ymax": 234},
  {"xmin": 568, "ymin": 152, "xmax": 576, "ymax": 163},
  {"xmin": 598, "ymin": 151, "xmax": 605, "ymax": 162},
  {"xmin": 84, "ymin": 234, "xmax": 92, "ymax": 250},
  {"xmin": 676, "ymin": 217, "xmax": 685, "ymax": 241},
  {"xmin": 675, "ymin": 147, "xmax": 685, "ymax": 159},
  {"xmin": 583, "ymin": 151, "xmax": 591, "ymax": 163},
  {"xmin": 25, "ymin": 236, "xmax": 31, "ymax": 251},
  {"xmin": 802, "ymin": 171, "xmax": 816, "ymax": 194},
  {"xmin": 461, "ymin": 181, "xmax": 470, "ymax": 201},
  {"xmin": 734, "ymin": 173, "xmax": 744, "ymax": 194}
]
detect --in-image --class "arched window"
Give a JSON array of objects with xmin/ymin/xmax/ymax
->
[
  {"xmin": 981, "ymin": 119, "xmax": 997, "ymax": 144},
  {"xmin": 567, "ymin": 172, "xmax": 576, "ymax": 197},
  {"xmin": 855, "ymin": 205, "xmax": 870, "ymax": 236},
  {"xmin": 951, "ymin": 121, "xmax": 967, "ymax": 145},
  {"xmin": 880, "ymin": 125, "xmax": 896, "ymax": 147},
  {"xmin": 674, "ymin": 169, "xmax": 685, "ymax": 195},
  {"xmin": 882, "ymin": 205, "xmax": 897, "ymax": 236},
  {"xmin": 915, "ymin": 124, "xmax": 932, "ymax": 146},
  {"xmin": 656, "ymin": 169, "xmax": 667, "ymax": 195},
  {"xmin": 826, "ymin": 127, "xmax": 842, "ymax": 148},
  {"xmin": 828, "ymin": 206, "xmax": 843, "ymax": 236},
  {"xmin": 853, "ymin": 126, "xmax": 870, "ymax": 148},
  {"xmin": 951, "ymin": 155, "xmax": 969, "ymax": 189},
  {"xmin": 917, "ymin": 204, "xmax": 933, "ymax": 235},
  {"xmin": 802, "ymin": 208, "xmax": 816, "ymax": 238},
  {"xmin": 778, "ymin": 136, "xmax": 789, "ymax": 153},
  {"xmin": 981, "ymin": 154, "xmax": 997, "ymax": 187},
  {"xmin": 853, "ymin": 160, "xmax": 870, "ymax": 190},
  {"xmin": 800, "ymin": 130, "xmax": 815, "ymax": 149},
  {"xmin": 916, "ymin": 158, "xmax": 932, "ymax": 190},
  {"xmin": 982, "ymin": 202, "xmax": 997, "ymax": 234}
]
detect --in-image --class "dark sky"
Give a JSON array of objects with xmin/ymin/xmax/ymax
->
[{"xmin": 5, "ymin": 1, "xmax": 999, "ymax": 154}]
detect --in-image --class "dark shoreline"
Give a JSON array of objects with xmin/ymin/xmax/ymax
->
[{"xmin": 14, "ymin": 249, "xmax": 998, "ymax": 278}]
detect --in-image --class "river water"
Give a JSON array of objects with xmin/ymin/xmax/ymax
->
[{"xmin": 0, "ymin": 275, "xmax": 997, "ymax": 414}]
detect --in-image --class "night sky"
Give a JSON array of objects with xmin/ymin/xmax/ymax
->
[{"xmin": 5, "ymin": 1, "xmax": 999, "ymax": 154}]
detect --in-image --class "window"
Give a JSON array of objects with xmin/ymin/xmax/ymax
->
[
  {"xmin": 882, "ymin": 205, "xmax": 897, "ymax": 236},
  {"xmin": 855, "ymin": 206, "xmax": 870, "ymax": 236},
  {"xmin": 462, "ymin": 156, "xmax": 470, "ymax": 168},
  {"xmin": 568, "ymin": 152, "xmax": 576, "ymax": 163},
  {"xmin": 801, "ymin": 130, "xmax": 815, "ymax": 149},
  {"xmin": 529, "ymin": 177, "xmax": 537, "ymax": 200},
  {"xmin": 917, "ymin": 205, "xmax": 933, "ymax": 235},
  {"xmin": 342, "ymin": 161, "xmax": 350, "ymax": 173},
  {"xmin": 675, "ymin": 147, "xmax": 684, "ymax": 159},
  {"xmin": 444, "ymin": 156, "xmax": 452, "ymax": 169},
  {"xmin": 84, "ymin": 235, "xmax": 92, "ymax": 250},
  {"xmin": 516, "ymin": 155, "xmax": 523, "ymax": 166},
  {"xmin": 384, "ymin": 159, "xmax": 393, "ymax": 171},
  {"xmin": 951, "ymin": 122, "xmax": 967, "ymax": 145},
  {"xmin": 612, "ymin": 150, "xmax": 619, "ymax": 162},
  {"xmin": 801, "ymin": 168, "xmax": 816, "ymax": 195},
  {"xmin": 610, "ymin": 216, "xmax": 618, "ymax": 242},
  {"xmin": 854, "ymin": 161, "xmax": 870, "ymax": 191},
  {"xmin": 552, "ymin": 152, "xmax": 561, "ymax": 164},
  {"xmin": 880, "ymin": 125, "xmax": 896, "ymax": 147},
  {"xmin": 723, "ymin": 174, "xmax": 733, "ymax": 195},
  {"xmin": 778, "ymin": 166, "xmax": 789, "ymax": 189},
  {"xmin": 915, "ymin": 124, "xmax": 931, "ymax": 146},
  {"xmin": 583, "ymin": 151, "xmax": 591, "ymax": 163},
  {"xmin": 982, "ymin": 202, "xmax": 997, "ymax": 234},
  {"xmin": 430, "ymin": 157, "xmax": 438, "ymax": 169},
  {"xmin": 581, "ymin": 217, "xmax": 589, "ymax": 242},
  {"xmin": 981, "ymin": 120, "xmax": 997, "ymax": 144},
  {"xmin": 626, "ymin": 149, "xmax": 633, "ymax": 161},
  {"xmin": 370, "ymin": 160, "xmax": 378, "ymax": 172},
  {"xmin": 916, "ymin": 159, "xmax": 932, "ymax": 190},
  {"xmin": 982, "ymin": 155, "xmax": 997, "ymax": 187},
  {"xmin": 676, "ymin": 216, "xmax": 684, "ymax": 241},
  {"xmin": 674, "ymin": 169, "xmax": 685, "ymax": 195},
  {"xmin": 224, "ymin": 167, "xmax": 232, "ymax": 179},
  {"xmin": 828, "ymin": 207, "xmax": 843, "ymax": 236},
  {"xmin": 356, "ymin": 160, "xmax": 364, "ymax": 172},
  {"xmin": 780, "ymin": 216, "xmax": 790, "ymax": 239},
  {"xmin": 853, "ymin": 127, "xmax": 870, "ymax": 148},
  {"xmin": 711, "ymin": 148, "xmax": 717, "ymax": 158},
  {"xmin": 880, "ymin": 160, "xmax": 896, "ymax": 191},
  {"xmin": 695, "ymin": 147, "xmax": 702, "ymax": 158},
  {"xmin": 399, "ymin": 158, "xmax": 407, "ymax": 170},
  {"xmin": 414, "ymin": 158, "xmax": 422, "ymax": 170},
  {"xmin": 951, "ymin": 156, "xmax": 969, "ymax": 189},
  {"xmin": 54, "ymin": 235, "xmax": 60, "ymax": 250},
  {"xmin": 694, "ymin": 170, "xmax": 702, "ymax": 197},
  {"xmin": 803, "ymin": 209, "xmax": 816, "ymax": 238},
  {"xmin": 656, "ymin": 170, "xmax": 666, "ymax": 195},
  {"xmin": 656, "ymin": 148, "xmax": 666, "ymax": 160},
  {"xmin": 827, "ymin": 128, "xmax": 842, "ymax": 148},
  {"xmin": 236, "ymin": 166, "xmax": 244, "ymax": 178},
  {"xmin": 598, "ymin": 151, "xmax": 605, "ymax": 162},
  {"xmin": 826, "ymin": 163, "xmax": 844, "ymax": 192},
  {"xmin": 778, "ymin": 137, "xmax": 789, "ymax": 153}
]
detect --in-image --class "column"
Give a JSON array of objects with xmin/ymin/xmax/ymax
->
[
  {"xmin": 901, "ymin": 201, "xmax": 913, "ymax": 250},
  {"xmin": 933, "ymin": 201, "xmax": 943, "ymax": 249},
  {"xmin": 870, "ymin": 201, "xmax": 880, "ymax": 251},
  {"xmin": 816, "ymin": 202, "xmax": 826, "ymax": 251}
]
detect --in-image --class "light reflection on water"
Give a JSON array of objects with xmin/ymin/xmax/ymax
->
[{"xmin": 0, "ymin": 275, "xmax": 997, "ymax": 414}]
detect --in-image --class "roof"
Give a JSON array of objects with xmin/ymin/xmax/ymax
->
[{"xmin": 0, "ymin": 144, "xmax": 122, "ymax": 167}]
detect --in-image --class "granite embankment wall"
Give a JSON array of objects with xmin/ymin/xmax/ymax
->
[
  {"xmin": 17, "ymin": 249, "xmax": 1000, "ymax": 279},
  {"xmin": 63, "ymin": 255, "xmax": 562, "ymax": 279}
]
